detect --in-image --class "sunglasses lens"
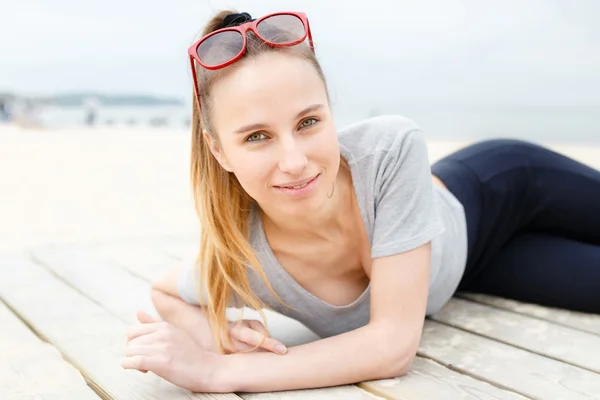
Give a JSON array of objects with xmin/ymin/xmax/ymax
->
[
  {"xmin": 257, "ymin": 14, "xmax": 305, "ymax": 44},
  {"xmin": 197, "ymin": 30, "xmax": 244, "ymax": 67}
]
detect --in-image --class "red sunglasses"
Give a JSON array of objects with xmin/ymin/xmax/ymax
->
[{"xmin": 188, "ymin": 11, "xmax": 315, "ymax": 112}]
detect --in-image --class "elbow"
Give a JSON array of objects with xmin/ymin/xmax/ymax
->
[
  {"xmin": 150, "ymin": 287, "xmax": 165, "ymax": 304},
  {"xmin": 371, "ymin": 325, "xmax": 419, "ymax": 379},
  {"xmin": 386, "ymin": 351, "xmax": 415, "ymax": 378},
  {"xmin": 376, "ymin": 343, "xmax": 415, "ymax": 379},
  {"xmin": 150, "ymin": 288, "xmax": 172, "ymax": 315}
]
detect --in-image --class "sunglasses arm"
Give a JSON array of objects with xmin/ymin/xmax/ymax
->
[
  {"xmin": 306, "ymin": 21, "xmax": 315, "ymax": 54},
  {"xmin": 189, "ymin": 55, "xmax": 202, "ymax": 112}
]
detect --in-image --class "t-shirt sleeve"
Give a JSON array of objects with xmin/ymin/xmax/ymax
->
[
  {"xmin": 177, "ymin": 253, "xmax": 208, "ymax": 305},
  {"xmin": 177, "ymin": 252, "xmax": 242, "ymax": 307},
  {"xmin": 371, "ymin": 124, "xmax": 445, "ymax": 259}
]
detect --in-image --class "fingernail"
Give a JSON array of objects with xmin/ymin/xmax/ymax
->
[{"xmin": 275, "ymin": 344, "xmax": 287, "ymax": 354}]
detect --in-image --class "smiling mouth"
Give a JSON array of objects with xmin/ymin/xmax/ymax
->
[{"xmin": 274, "ymin": 174, "xmax": 319, "ymax": 189}]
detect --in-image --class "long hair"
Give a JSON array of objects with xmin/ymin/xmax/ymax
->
[{"xmin": 189, "ymin": 10, "xmax": 338, "ymax": 353}]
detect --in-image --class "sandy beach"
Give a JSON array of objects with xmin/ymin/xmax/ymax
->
[
  {"xmin": 0, "ymin": 125, "xmax": 198, "ymax": 254},
  {"xmin": 2, "ymin": 124, "xmax": 600, "ymax": 255}
]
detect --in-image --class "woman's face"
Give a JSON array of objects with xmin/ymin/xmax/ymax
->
[{"xmin": 206, "ymin": 52, "xmax": 340, "ymax": 217}]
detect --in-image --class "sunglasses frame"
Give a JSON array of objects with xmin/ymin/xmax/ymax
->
[{"xmin": 188, "ymin": 11, "xmax": 315, "ymax": 112}]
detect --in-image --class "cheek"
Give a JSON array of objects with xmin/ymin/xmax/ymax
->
[
  {"xmin": 310, "ymin": 128, "xmax": 339, "ymax": 163},
  {"xmin": 228, "ymin": 151, "xmax": 272, "ymax": 195}
]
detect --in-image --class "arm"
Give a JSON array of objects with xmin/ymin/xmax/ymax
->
[
  {"xmin": 151, "ymin": 266, "xmax": 220, "ymax": 352},
  {"xmin": 214, "ymin": 243, "xmax": 431, "ymax": 393},
  {"xmin": 150, "ymin": 266, "xmax": 287, "ymax": 355}
]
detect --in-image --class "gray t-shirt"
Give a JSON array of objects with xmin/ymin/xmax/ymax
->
[{"xmin": 178, "ymin": 115, "xmax": 468, "ymax": 339}]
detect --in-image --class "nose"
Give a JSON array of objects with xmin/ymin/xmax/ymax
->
[{"xmin": 277, "ymin": 137, "xmax": 308, "ymax": 175}]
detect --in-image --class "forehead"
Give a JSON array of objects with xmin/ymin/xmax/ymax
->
[{"xmin": 209, "ymin": 52, "xmax": 328, "ymax": 132}]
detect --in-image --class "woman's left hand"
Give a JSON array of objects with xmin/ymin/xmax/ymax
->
[{"xmin": 122, "ymin": 311, "xmax": 224, "ymax": 392}]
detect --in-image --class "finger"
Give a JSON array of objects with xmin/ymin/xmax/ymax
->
[
  {"xmin": 232, "ymin": 326, "xmax": 287, "ymax": 354},
  {"xmin": 227, "ymin": 337, "xmax": 253, "ymax": 353},
  {"xmin": 124, "ymin": 344, "xmax": 156, "ymax": 358},
  {"xmin": 125, "ymin": 322, "xmax": 163, "ymax": 341},
  {"xmin": 258, "ymin": 336, "xmax": 287, "ymax": 354},
  {"xmin": 137, "ymin": 310, "xmax": 160, "ymax": 324},
  {"xmin": 248, "ymin": 320, "xmax": 269, "ymax": 335},
  {"xmin": 122, "ymin": 355, "xmax": 152, "ymax": 371},
  {"xmin": 127, "ymin": 330, "xmax": 162, "ymax": 347}
]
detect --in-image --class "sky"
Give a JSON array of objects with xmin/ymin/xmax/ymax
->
[{"xmin": 1, "ymin": 0, "xmax": 600, "ymax": 108}]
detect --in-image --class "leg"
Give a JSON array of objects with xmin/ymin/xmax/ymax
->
[
  {"xmin": 464, "ymin": 233, "xmax": 600, "ymax": 313},
  {"xmin": 431, "ymin": 138, "xmax": 600, "ymax": 288}
]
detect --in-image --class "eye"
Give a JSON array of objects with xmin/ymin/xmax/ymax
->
[
  {"xmin": 299, "ymin": 117, "xmax": 319, "ymax": 129},
  {"xmin": 245, "ymin": 132, "xmax": 267, "ymax": 143}
]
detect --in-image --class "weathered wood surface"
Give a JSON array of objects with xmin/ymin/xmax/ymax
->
[
  {"xmin": 22, "ymin": 242, "xmax": 526, "ymax": 399},
  {"xmin": 0, "ymin": 250, "xmax": 375, "ymax": 399},
  {"xmin": 2, "ymin": 237, "xmax": 600, "ymax": 399},
  {"xmin": 431, "ymin": 298, "xmax": 600, "ymax": 373},
  {"xmin": 420, "ymin": 321, "xmax": 600, "ymax": 399},
  {"xmin": 0, "ymin": 254, "xmax": 239, "ymax": 400},
  {"xmin": 459, "ymin": 292, "xmax": 600, "ymax": 336},
  {"xmin": 0, "ymin": 297, "xmax": 101, "ymax": 400}
]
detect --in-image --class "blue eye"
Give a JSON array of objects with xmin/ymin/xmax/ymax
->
[
  {"xmin": 299, "ymin": 117, "xmax": 318, "ymax": 129},
  {"xmin": 246, "ymin": 132, "xmax": 267, "ymax": 142}
]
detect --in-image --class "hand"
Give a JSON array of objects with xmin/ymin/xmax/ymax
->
[
  {"xmin": 224, "ymin": 319, "xmax": 288, "ymax": 355},
  {"xmin": 122, "ymin": 311, "xmax": 223, "ymax": 392}
]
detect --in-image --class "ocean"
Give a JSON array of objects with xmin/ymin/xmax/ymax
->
[{"xmin": 29, "ymin": 104, "xmax": 600, "ymax": 143}]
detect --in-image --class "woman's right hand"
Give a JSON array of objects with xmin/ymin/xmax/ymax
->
[{"xmin": 224, "ymin": 319, "xmax": 288, "ymax": 355}]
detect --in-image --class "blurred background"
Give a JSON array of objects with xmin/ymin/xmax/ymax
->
[{"xmin": 1, "ymin": 0, "xmax": 600, "ymax": 253}]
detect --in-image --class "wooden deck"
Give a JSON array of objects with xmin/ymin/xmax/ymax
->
[{"xmin": 1, "ymin": 236, "xmax": 600, "ymax": 399}]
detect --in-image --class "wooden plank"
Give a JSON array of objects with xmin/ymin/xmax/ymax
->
[
  {"xmin": 459, "ymin": 293, "xmax": 600, "ymax": 336},
  {"xmin": 0, "ymin": 299, "xmax": 100, "ymax": 399},
  {"xmin": 30, "ymin": 242, "xmax": 533, "ymax": 399},
  {"xmin": 160, "ymin": 241, "xmax": 198, "ymax": 261},
  {"xmin": 359, "ymin": 358, "xmax": 529, "ymax": 400},
  {"xmin": 94, "ymin": 240, "xmax": 191, "ymax": 282},
  {"xmin": 431, "ymin": 298, "xmax": 600, "ymax": 373},
  {"xmin": 27, "ymin": 244, "xmax": 372, "ymax": 399},
  {"xmin": 95, "ymin": 240, "xmax": 180, "ymax": 282},
  {"xmin": 0, "ymin": 253, "xmax": 240, "ymax": 400},
  {"xmin": 419, "ymin": 320, "xmax": 600, "ymax": 400},
  {"xmin": 29, "ymin": 244, "xmax": 159, "ymax": 324}
]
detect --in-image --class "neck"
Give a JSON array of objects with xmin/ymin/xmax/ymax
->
[{"xmin": 262, "ymin": 167, "xmax": 354, "ymax": 243}]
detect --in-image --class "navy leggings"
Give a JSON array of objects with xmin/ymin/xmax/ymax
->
[{"xmin": 431, "ymin": 139, "xmax": 600, "ymax": 313}]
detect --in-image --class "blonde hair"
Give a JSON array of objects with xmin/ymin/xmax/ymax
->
[{"xmin": 190, "ymin": 10, "xmax": 335, "ymax": 353}]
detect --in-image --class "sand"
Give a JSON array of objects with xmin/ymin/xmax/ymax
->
[{"xmin": 2, "ymin": 124, "xmax": 600, "ymax": 255}]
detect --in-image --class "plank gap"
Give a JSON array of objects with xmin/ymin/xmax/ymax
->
[
  {"xmin": 432, "ymin": 313, "xmax": 600, "ymax": 376},
  {"xmin": 1, "ymin": 294, "xmax": 110, "ymax": 400},
  {"xmin": 415, "ymin": 347, "xmax": 535, "ymax": 400},
  {"xmin": 456, "ymin": 293, "xmax": 600, "ymax": 337},
  {"xmin": 0, "ymin": 294, "xmax": 51, "ymax": 344},
  {"xmin": 161, "ymin": 248, "xmax": 186, "ymax": 261},
  {"xmin": 355, "ymin": 382, "xmax": 407, "ymax": 400},
  {"xmin": 26, "ymin": 249, "xmax": 130, "ymax": 325},
  {"xmin": 111, "ymin": 257, "xmax": 154, "ymax": 283}
]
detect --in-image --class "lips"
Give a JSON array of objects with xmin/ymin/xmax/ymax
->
[{"xmin": 275, "ymin": 174, "xmax": 319, "ymax": 189}]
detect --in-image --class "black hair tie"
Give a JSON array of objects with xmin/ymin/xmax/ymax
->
[{"xmin": 221, "ymin": 12, "xmax": 255, "ymax": 29}]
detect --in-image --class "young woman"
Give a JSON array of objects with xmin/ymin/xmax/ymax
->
[{"xmin": 122, "ymin": 10, "xmax": 600, "ymax": 393}]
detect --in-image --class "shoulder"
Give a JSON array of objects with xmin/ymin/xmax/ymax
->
[{"xmin": 337, "ymin": 114, "xmax": 425, "ymax": 162}]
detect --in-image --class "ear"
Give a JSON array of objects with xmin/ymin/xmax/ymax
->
[{"xmin": 203, "ymin": 130, "xmax": 233, "ymax": 172}]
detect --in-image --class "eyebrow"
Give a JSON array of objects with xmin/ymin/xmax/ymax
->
[{"xmin": 233, "ymin": 104, "xmax": 325, "ymax": 134}]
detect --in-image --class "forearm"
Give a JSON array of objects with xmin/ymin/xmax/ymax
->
[
  {"xmin": 216, "ymin": 322, "xmax": 415, "ymax": 393},
  {"xmin": 151, "ymin": 289, "xmax": 218, "ymax": 353}
]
